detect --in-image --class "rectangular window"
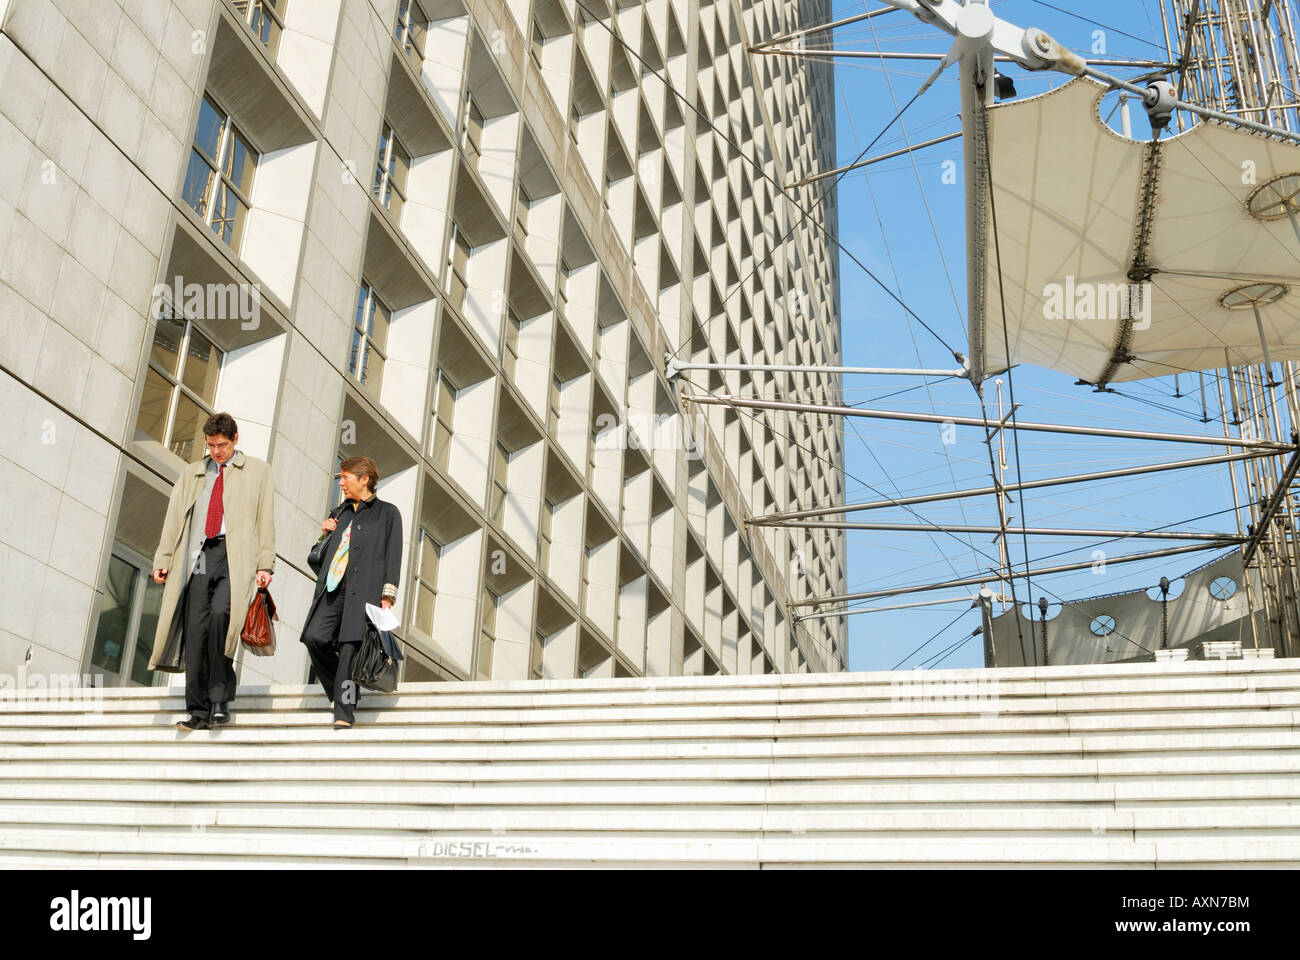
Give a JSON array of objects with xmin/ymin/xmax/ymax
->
[
  {"xmin": 462, "ymin": 92, "xmax": 485, "ymax": 166},
  {"xmin": 514, "ymin": 184, "xmax": 531, "ymax": 239},
  {"xmin": 431, "ymin": 368, "xmax": 457, "ymax": 469},
  {"xmin": 349, "ymin": 281, "xmax": 390, "ymax": 396},
  {"xmin": 135, "ymin": 312, "xmax": 225, "ymax": 462},
  {"xmin": 445, "ymin": 223, "xmax": 471, "ymax": 311},
  {"xmin": 530, "ymin": 629, "xmax": 545, "ymax": 679},
  {"xmin": 413, "ymin": 529, "xmax": 440, "ymax": 637},
  {"xmin": 232, "ymin": 0, "xmax": 285, "ymax": 55},
  {"xmin": 394, "ymin": 0, "xmax": 426, "ymax": 65},
  {"xmin": 539, "ymin": 496, "xmax": 554, "ymax": 570},
  {"xmin": 373, "ymin": 121, "xmax": 410, "ymax": 222},
  {"xmin": 503, "ymin": 309, "xmax": 521, "ymax": 379},
  {"xmin": 556, "ymin": 260, "xmax": 570, "ymax": 316},
  {"xmin": 181, "ymin": 94, "xmax": 257, "ymax": 251},
  {"xmin": 477, "ymin": 586, "xmax": 498, "ymax": 680},
  {"xmin": 567, "ymin": 104, "xmax": 580, "ymax": 147},
  {"xmin": 490, "ymin": 441, "xmax": 510, "ymax": 524},
  {"xmin": 548, "ymin": 373, "xmax": 562, "ymax": 430},
  {"xmin": 530, "ymin": 19, "xmax": 545, "ymax": 69}
]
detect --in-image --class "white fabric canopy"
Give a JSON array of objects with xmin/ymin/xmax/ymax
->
[{"xmin": 978, "ymin": 78, "xmax": 1300, "ymax": 384}]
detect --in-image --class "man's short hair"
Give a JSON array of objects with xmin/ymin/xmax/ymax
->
[
  {"xmin": 202, "ymin": 412, "xmax": 239, "ymax": 441},
  {"xmin": 339, "ymin": 456, "xmax": 380, "ymax": 493}
]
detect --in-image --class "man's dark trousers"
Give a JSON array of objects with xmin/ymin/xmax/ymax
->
[{"xmin": 183, "ymin": 537, "xmax": 236, "ymax": 719}]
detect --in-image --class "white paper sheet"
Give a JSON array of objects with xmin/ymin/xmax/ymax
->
[{"xmin": 364, "ymin": 603, "xmax": 399, "ymax": 632}]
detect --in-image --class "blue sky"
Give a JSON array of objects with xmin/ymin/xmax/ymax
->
[{"xmin": 810, "ymin": 2, "xmax": 1250, "ymax": 670}]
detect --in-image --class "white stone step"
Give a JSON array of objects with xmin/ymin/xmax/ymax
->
[
  {"xmin": 0, "ymin": 729, "xmax": 1293, "ymax": 764},
  {"xmin": 0, "ymin": 708, "xmax": 1291, "ymax": 745},
  {"xmin": 2, "ymin": 690, "xmax": 1296, "ymax": 729},
  {"xmin": 2, "ymin": 752, "xmax": 1298, "ymax": 785},
  {"xmin": 0, "ymin": 660, "xmax": 1296, "ymax": 866},
  {"xmin": 1, "ymin": 802, "xmax": 1297, "ymax": 838},
  {"xmin": 6, "ymin": 664, "xmax": 1297, "ymax": 715},
  {"xmin": 0, "ymin": 775, "xmax": 1295, "ymax": 807},
  {"xmin": 1, "ymin": 828, "xmax": 1295, "ymax": 866}
]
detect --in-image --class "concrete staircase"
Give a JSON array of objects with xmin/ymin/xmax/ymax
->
[{"xmin": 0, "ymin": 658, "xmax": 1298, "ymax": 868}]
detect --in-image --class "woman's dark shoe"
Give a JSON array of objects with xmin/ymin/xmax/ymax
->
[
  {"xmin": 210, "ymin": 703, "xmax": 231, "ymax": 725},
  {"xmin": 177, "ymin": 714, "xmax": 208, "ymax": 731}
]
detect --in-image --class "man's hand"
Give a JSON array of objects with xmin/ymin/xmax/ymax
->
[
  {"xmin": 256, "ymin": 570, "xmax": 273, "ymax": 589},
  {"xmin": 152, "ymin": 568, "xmax": 168, "ymax": 584},
  {"xmin": 381, "ymin": 597, "xmax": 393, "ymax": 610}
]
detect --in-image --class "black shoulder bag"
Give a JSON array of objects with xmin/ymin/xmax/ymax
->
[
  {"xmin": 307, "ymin": 503, "xmax": 349, "ymax": 575},
  {"xmin": 352, "ymin": 623, "xmax": 404, "ymax": 693}
]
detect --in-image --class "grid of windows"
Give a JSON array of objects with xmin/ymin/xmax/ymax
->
[
  {"xmin": 445, "ymin": 222, "xmax": 471, "ymax": 312},
  {"xmin": 373, "ymin": 122, "xmax": 410, "ymax": 221},
  {"xmin": 232, "ymin": 0, "xmax": 285, "ymax": 54},
  {"xmin": 477, "ymin": 586, "xmax": 498, "ymax": 680},
  {"xmin": 462, "ymin": 90, "xmax": 485, "ymax": 167},
  {"xmin": 136, "ymin": 313, "xmax": 224, "ymax": 462},
  {"xmin": 431, "ymin": 368, "xmax": 457, "ymax": 470},
  {"xmin": 413, "ymin": 529, "xmax": 441, "ymax": 638},
  {"xmin": 394, "ymin": 0, "xmax": 426, "ymax": 65},
  {"xmin": 181, "ymin": 94, "xmax": 257, "ymax": 251},
  {"xmin": 349, "ymin": 282, "xmax": 390, "ymax": 396}
]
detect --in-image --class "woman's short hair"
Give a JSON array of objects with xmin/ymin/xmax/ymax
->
[{"xmin": 339, "ymin": 456, "xmax": 380, "ymax": 493}]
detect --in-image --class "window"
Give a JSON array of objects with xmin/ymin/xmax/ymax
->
[
  {"xmin": 530, "ymin": 629, "xmax": 545, "ymax": 679},
  {"xmin": 514, "ymin": 184, "xmax": 531, "ymax": 238},
  {"xmin": 136, "ymin": 312, "xmax": 224, "ymax": 462},
  {"xmin": 394, "ymin": 0, "xmax": 426, "ymax": 65},
  {"xmin": 445, "ymin": 222, "xmax": 471, "ymax": 311},
  {"xmin": 462, "ymin": 91, "xmax": 484, "ymax": 167},
  {"xmin": 581, "ymin": 544, "xmax": 594, "ymax": 603},
  {"xmin": 503, "ymin": 309, "xmax": 521, "ymax": 379},
  {"xmin": 373, "ymin": 122, "xmax": 410, "ymax": 221},
  {"xmin": 530, "ymin": 19, "xmax": 545, "ymax": 68},
  {"xmin": 539, "ymin": 496, "xmax": 554, "ymax": 569},
  {"xmin": 548, "ymin": 373, "xmax": 562, "ymax": 430},
  {"xmin": 477, "ymin": 586, "xmax": 498, "ymax": 680},
  {"xmin": 182, "ymin": 94, "xmax": 257, "ymax": 251},
  {"xmin": 232, "ymin": 0, "xmax": 285, "ymax": 54},
  {"xmin": 431, "ymin": 368, "xmax": 457, "ymax": 469},
  {"xmin": 1089, "ymin": 614, "xmax": 1117, "ymax": 637},
  {"xmin": 413, "ymin": 529, "xmax": 441, "ymax": 637},
  {"xmin": 349, "ymin": 282, "xmax": 390, "ymax": 396},
  {"xmin": 490, "ymin": 441, "xmax": 509, "ymax": 524},
  {"xmin": 1209, "ymin": 577, "xmax": 1238, "ymax": 601},
  {"xmin": 556, "ymin": 260, "xmax": 570, "ymax": 315},
  {"xmin": 87, "ymin": 548, "xmax": 165, "ymax": 687}
]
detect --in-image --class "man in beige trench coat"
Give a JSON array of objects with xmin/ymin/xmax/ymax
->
[{"xmin": 148, "ymin": 412, "xmax": 276, "ymax": 730}]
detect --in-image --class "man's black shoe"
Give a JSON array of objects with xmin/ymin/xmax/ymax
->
[
  {"xmin": 210, "ymin": 703, "xmax": 231, "ymax": 725},
  {"xmin": 177, "ymin": 714, "xmax": 208, "ymax": 731}
]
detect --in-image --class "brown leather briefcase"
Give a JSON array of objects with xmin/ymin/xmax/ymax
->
[{"xmin": 241, "ymin": 587, "xmax": 278, "ymax": 657}]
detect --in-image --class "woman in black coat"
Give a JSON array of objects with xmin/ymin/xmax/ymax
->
[{"xmin": 302, "ymin": 455, "xmax": 403, "ymax": 728}]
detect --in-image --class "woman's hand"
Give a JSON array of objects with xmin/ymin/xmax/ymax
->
[
  {"xmin": 381, "ymin": 598, "xmax": 393, "ymax": 610},
  {"xmin": 321, "ymin": 517, "xmax": 338, "ymax": 535}
]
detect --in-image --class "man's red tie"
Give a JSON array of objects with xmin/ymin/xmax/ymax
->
[{"xmin": 205, "ymin": 464, "xmax": 225, "ymax": 538}]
